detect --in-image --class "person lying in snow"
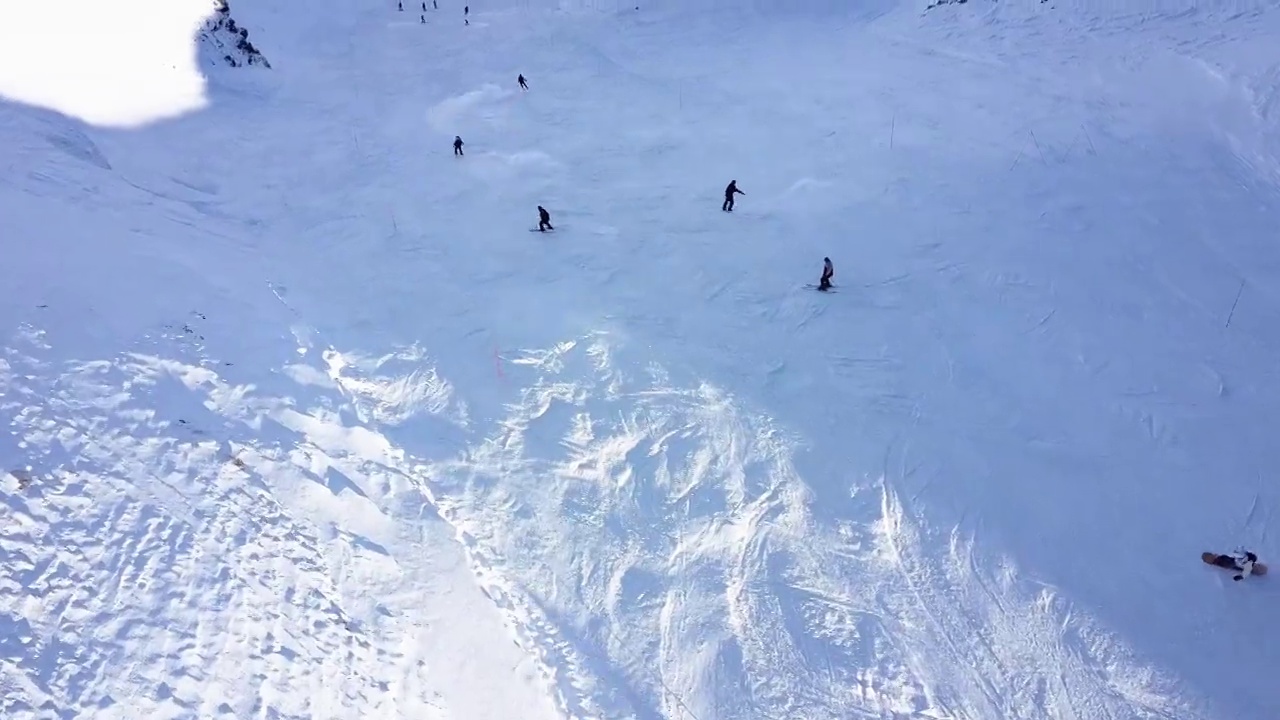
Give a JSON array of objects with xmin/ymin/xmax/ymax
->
[
  {"xmin": 1207, "ymin": 548, "xmax": 1260, "ymax": 581},
  {"xmin": 1230, "ymin": 549, "xmax": 1259, "ymax": 581}
]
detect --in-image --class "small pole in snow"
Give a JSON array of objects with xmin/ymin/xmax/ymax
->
[
  {"xmin": 1082, "ymin": 124, "xmax": 1097, "ymax": 155},
  {"xmin": 1030, "ymin": 129, "xmax": 1047, "ymax": 165},
  {"xmin": 1226, "ymin": 279, "xmax": 1246, "ymax": 328}
]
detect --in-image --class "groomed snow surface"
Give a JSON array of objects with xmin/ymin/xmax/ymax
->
[{"xmin": 3, "ymin": 0, "xmax": 1280, "ymax": 717}]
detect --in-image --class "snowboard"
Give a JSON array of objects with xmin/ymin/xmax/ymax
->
[
  {"xmin": 1202, "ymin": 551, "xmax": 1268, "ymax": 576},
  {"xmin": 805, "ymin": 284, "xmax": 836, "ymax": 292}
]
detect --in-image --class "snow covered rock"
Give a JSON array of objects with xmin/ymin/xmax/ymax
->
[{"xmin": 199, "ymin": 0, "xmax": 270, "ymax": 69}]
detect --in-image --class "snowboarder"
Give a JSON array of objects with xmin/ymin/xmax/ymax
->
[
  {"xmin": 453, "ymin": 136, "xmax": 464, "ymax": 156},
  {"xmin": 518, "ymin": 74, "xmax": 528, "ymax": 90},
  {"xmin": 398, "ymin": 1, "xmax": 403, "ymax": 11},
  {"xmin": 1230, "ymin": 549, "xmax": 1259, "ymax": 581},
  {"xmin": 819, "ymin": 257, "xmax": 834, "ymax": 290},
  {"xmin": 537, "ymin": 205, "xmax": 553, "ymax": 232},
  {"xmin": 420, "ymin": 13, "xmax": 425, "ymax": 22},
  {"xmin": 1204, "ymin": 548, "xmax": 1262, "ymax": 580},
  {"xmin": 722, "ymin": 180, "xmax": 744, "ymax": 212}
]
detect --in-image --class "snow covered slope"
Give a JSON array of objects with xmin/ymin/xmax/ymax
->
[{"xmin": 3, "ymin": 0, "xmax": 1280, "ymax": 718}]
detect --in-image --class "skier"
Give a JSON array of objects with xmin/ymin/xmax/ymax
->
[
  {"xmin": 421, "ymin": 1, "xmax": 425, "ymax": 9},
  {"xmin": 453, "ymin": 135, "xmax": 464, "ymax": 156},
  {"xmin": 398, "ymin": 1, "xmax": 403, "ymax": 10},
  {"xmin": 434, "ymin": 0, "xmax": 438, "ymax": 8},
  {"xmin": 518, "ymin": 74, "xmax": 528, "ymax": 90},
  {"xmin": 819, "ymin": 257, "xmax": 834, "ymax": 290},
  {"xmin": 464, "ymin": 5, "xmax": 469, "ymax": 23},
  {"xmin": 537, "ymin": 205, "xmax": 553, "ymax": 232},
  {"xmin": 722, "ymin": 180, "xmax": 744, "ymax": 212}
]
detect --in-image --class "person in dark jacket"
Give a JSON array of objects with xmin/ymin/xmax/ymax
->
[
  {"xmin": 453, "ymin": 135, "xmax": 464, "ymax": 155},
  {"xmin": 819, "ymin": 257, "xmax": 834, "ymax": 290},
  {"xmin": 722, "ymin": 180, "xmax": 744, "ymax": 211},
  {"xmin": 518, "ymin": 74, "xmax": 528, "ymax": 90},
  {"xmin": 538, "ymin": 205, "xmax": 553, "ymax": 231}
]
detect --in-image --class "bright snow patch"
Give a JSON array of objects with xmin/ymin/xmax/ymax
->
[{"xmin": 0, "ymin": 0, "xmax": 212, "ymax": 126}]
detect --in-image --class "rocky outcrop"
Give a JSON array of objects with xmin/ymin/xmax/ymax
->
[{"xmin": 199, "ymin": 0, "xmax": 270, "ymax": 69}]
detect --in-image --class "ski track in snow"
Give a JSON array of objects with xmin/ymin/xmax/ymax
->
[{"xmin": 4, "ymin": 0, "xmax": 1280, "ymax": 718}]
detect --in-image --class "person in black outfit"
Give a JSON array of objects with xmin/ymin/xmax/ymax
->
[
  {"xmin": 453, "ymin": 136, "xmax": 464, "ymax": 155},
  {"xmin": 722, "ymin": 180, "xmax": 744, "ymax": 211},
  {"xmin": 819, "ymin": 257, "xmax": 834, "ymax": 290},
  {"xmin": 538, "ymin": 206, "xmax": 553, "ymax": 231},
  {"xmin": 518, "ymin": 74, "xmax": 528, "ymax": 90}
]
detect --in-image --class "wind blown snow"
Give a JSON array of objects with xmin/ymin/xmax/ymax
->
[{"xmin": 3, "ymin": 0, "xmax": 1280, "ymax": 718}]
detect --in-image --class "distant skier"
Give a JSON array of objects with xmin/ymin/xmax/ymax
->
[
  {"xmin": 518, "ymin": 74, "xmax": 528, "ymax": 90},
  {"xmin": 537, "ymin": 205, "xmax": 553, "ymax": 232},
  {"xmin": 421, "ymin": 1, "xmax": 425, "ymax": 9},
  {"xmin": 434, "ymin": 0, "xmax": 438, "ymax": 8},
  {"xmin": 453, "ymin": 135, "xmax": 464, "ymax": 156},
  {"xmin": 398, "ymin": 1, "xmax": 403, "ymax": 11},
  {"xmin": 464, "ymin": 4, "xmax": 469, "ymax": 23},
  {"xmin": 420, "ymin": 13, "xmax": 425, "ymax": 22},
  {"xmin": 722, "ymin": 180, "xmax": 743, "ymax": 212},
  {"xmin": 819, "ymin": 257, "xmax": 834, "ymax": 290}
]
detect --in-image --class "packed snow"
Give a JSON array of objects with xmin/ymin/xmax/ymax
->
[{"xmin": 3, "ymin": 0, "xmax": 1280, "ymax": 718}]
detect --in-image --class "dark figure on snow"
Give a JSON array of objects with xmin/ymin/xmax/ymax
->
[
  {"xmin": 421, "ymin": 14, "xmax": 426, "ymax": 22},
  {"xmin": 421, "ymin": 1, "xmax": 426, "ymax": 9},
  {"xmin": 1211, "ymin": 549, "xmax": 1260, "ymax": 581},
  {"xmin": 722, "ymin": 180, "xmax": 744, "ymax": 212},
  {"xmin": 464, "ymin": 4, "xmax": 469, "ymax": 13},
  {"xmin": 538, "ymin": 206, "xmax": 553, "ymax": 231},
  {"xmin": 819, "ymin": 257, "xmax": 834, "ymax": 290},
  {"xmin": 398, "ymin": 2, "xmax": 403, "ymax": 11},
  {"xmin": 453, "ymin": 136, "xmax": 464, "ymax": 155},
  {"xmin": 518, "ymin": 74, "xmax": 528, "ymax": 90},
  {"xmin": 434, "ymin": 0, "xmax": 438, "ymax": 8}
]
